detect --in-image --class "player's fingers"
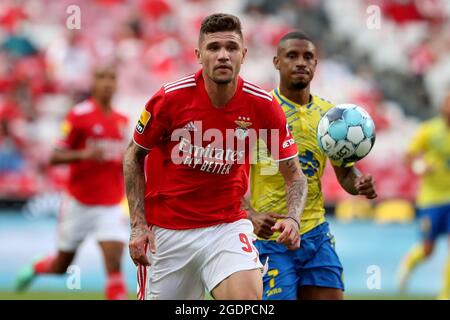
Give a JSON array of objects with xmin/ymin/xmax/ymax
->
[
  {"xmin": 358, "ymin": 187, "xmax": 377, "ymax": 199},
  {"xmin": 271, "ymin": 221, "xmax": 283, "ymax": 232},
  {"xmin": 276, "ymin": 224, "xmax": 291, "ymax": 244},
  {"xmin": 130, "ymin": 239, "xmax": 149, "ymax": 260},
  {"xmin": 290, "ymin": 237, "xmax": 301, "ymax": 250},
  {"xmin": 287, "ymin": 228, "xmax": 298, "ymax": 244},
  {"xmin": 357, "ymin": 184, "xmax": 374, "ymax": 193},
  {"xmin": 137, "ymin": 254, "xmax": 151, "ymax": 267},
  {"xmin": 253, "ymin": 226, "xmax": 272, "ymax": 238},
  {"xmin": 366, "ymin": 191, "xmax": 378, "ymax": 199},
  {"xmin": 261, "ymin": 221, "xmax": 277, "ymax": 231}
]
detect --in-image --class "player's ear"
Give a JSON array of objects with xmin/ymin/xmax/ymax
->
[
  {"xmin": 241, "ymin": 47, "xmax": 248, "ymax": 64},
  {"xmin": 273, "ymin": 56, "xmax": 280, "ymax": 70},
  {"xmin": 195, "ymin": 48, "xmax": 202, "ymax": 64}
]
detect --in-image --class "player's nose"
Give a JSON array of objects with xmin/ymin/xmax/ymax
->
[{"xmin": 217, "ymin": 47, "xmax": 230, "ymax": 61}]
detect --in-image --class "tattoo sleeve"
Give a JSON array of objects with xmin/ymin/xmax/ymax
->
[
  {"xmin": 279, "ymin": 158, "xmax": 308, "ymax": 224},
  {"xmin": 123, "ymin": 141, "xmax": 149, "ymax": 230},
  {"xmin": 333, "ymin": 165, "xmax": 362, "ymax": 195}
]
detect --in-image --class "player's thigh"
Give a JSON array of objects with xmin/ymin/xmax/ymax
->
[
  {"xmin": 418, "ymin": 205, "xmax": 448, "ymax": 245},
  {"xmin": 142, "ymin": 226, "xmax": 206, "ymax": 300},
  {"xmin": 92, "ymin": 204, "xmax": 129, "ymax": 245},
  {"xmin": 296, "ymin": 223, "xmax": 345, "ymax": 298},
  {"xmin": 254, "ymin": 240, "xmax": 298, "ymax": 300},
  {"xmin": 202, "ymin": 219, "xmax": 263, "ymax": 300},
  {"xmin": 144, "ymin": 265, "xmax": 205, "ymax": 300},
  {"xmin": 57, "ymin": 195, "xmax": 93, "ymax": 252},
  {"xmin": 211, "ymin": 269, "xmax": 262, "ymax": 300}
]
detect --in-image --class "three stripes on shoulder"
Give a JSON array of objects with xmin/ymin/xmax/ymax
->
[{"xmin": 163, "ymin": 75, "xmax": 273, "ymax": 102}]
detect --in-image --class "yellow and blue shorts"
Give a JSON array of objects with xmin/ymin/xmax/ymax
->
[
  {"xmin": 254, "ymin": 222, "xmax": 344, "ymax": 300},
  {"xmin": 418, "ymin": 203, "xmax": 450, "ymax": 242}
]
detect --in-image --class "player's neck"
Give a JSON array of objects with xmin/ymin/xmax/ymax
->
[
  {"xmin": 279, "ymin": 84, "xmax": 311, "ymax": 106},
  {"xmin": 93, "ymin": 97, "xmax": 112, "ymax": 114},
  {"xmin": 203, "ymin": 76, "xmax": 238, "ymax": 108}
]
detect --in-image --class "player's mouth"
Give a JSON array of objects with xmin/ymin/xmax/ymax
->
[
  {"xmin": 215, "ymin": 65, "xmax": 233, "ymax": 71},
  {"xmin": 292, "ymin": 69, "xmax": 309, "ymax": 75}
]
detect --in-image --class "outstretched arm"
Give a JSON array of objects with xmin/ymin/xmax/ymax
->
[
  {"xmin": 333, "ymin": 165, "xmax": 377, "ymax": 199},
  {"xmin": 123, "ymin": 141, "xmax": 153, "ymax": 266}
]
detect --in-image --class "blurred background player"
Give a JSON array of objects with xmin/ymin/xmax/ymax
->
[
  {"xmin": 14, "ymin": 66, "xmax": 130, "ymax": 300},
  {"xmin": 397, "ymin": 90, "xmax": 450, "ymax": 300},
  {"xmin": 247, "ymin": 32, "xmax": 377, "ymax": 300}
]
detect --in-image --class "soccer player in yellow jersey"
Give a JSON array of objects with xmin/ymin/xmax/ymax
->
[
  {"xmin": 397, "ymin": 91, "xmax": 450, "ymax": 300},
  {"xmin": 246, "ymin": 32, "xmax": 377, "ymax": 300}
]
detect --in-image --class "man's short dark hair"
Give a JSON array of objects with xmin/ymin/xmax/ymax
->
[
  {"xmin": 199, "ymin": 13, "xmax": 243, "ymax": 43},
  {"xmin": 278, "ymin": 31, "xmax": 313, "ymax": 46}
]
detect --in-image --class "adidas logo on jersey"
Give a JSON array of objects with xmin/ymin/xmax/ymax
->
[{"xmin": 183, "ymin": 121, "xmax": 198, "ymax": 132}]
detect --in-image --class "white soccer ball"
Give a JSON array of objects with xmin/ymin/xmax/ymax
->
[{"xmin": 317, "ymin": 104, "xmax": 376, "ymax": 164}]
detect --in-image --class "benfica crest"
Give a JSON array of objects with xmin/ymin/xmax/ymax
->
[{"xmin": 234, "ymin": 116, "xmax": 252, "ymax": 140}]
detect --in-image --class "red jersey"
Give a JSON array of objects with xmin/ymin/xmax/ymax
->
[
  {"xmin": 133, "ymin": 70, "xmax": 298, "ymax": 229},
  {"xmin": 58, "ymin": 99, "xmax": 129, "ymax": 205}
]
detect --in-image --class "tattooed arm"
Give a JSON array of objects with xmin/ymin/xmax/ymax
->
[
  {"xmin": 123, "ymin": 141, "xmax": 154, "ymax": 266},
  {"xmin": 273, "ymin": 156, "xmax": 308, "ymax": 249}
]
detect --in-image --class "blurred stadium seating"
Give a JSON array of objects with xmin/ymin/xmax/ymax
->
[
  {"xmin": 1, "ymin": 0, "xmax": 449, "ymax": 300},
  {"xmin": 2, "ymin": 0, "xmax": 449, "ymax": 206},
  {"xmin": 0, "ymin": 0, "xmax": 449, "ymax": 208}
]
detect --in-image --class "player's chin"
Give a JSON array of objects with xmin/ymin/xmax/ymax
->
[
  {"xmin": 212, "ymin": 75, "xmax": 233, "ymax": 84},
  {"xmin": 289, "ymin": 79, "xmax": 310, "ymax": 90}
]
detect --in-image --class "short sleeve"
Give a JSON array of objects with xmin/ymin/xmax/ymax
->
[
  {"xmin": 56, "ymin": 112, "xmax": 79, "ymax": 150},
  {"xmin": 407, "ymin": 123, "xmax": 429, "ymax": 156},
  {"xmin": 133, "ymin": 87, "xmax": 171, "ymax": 150},
  {"xmin": 261, "ymin": 98, "xmax": 298, "ymax": 161}
]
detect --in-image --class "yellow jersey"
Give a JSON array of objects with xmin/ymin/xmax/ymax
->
[
  {"xmin": 407, "ymin": 117, "xmax": 450, "ymax": 207},
  {"xmin": 250, "ymin": 88, "xmax": 348, "ymax": 238}
]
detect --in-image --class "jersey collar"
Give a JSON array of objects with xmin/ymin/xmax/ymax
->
[{"xmin": 274, "ymin": 87, "xmax": 315, "ymax": 109}]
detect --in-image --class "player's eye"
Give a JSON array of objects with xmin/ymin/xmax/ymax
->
[{"xmin": 207, "ymin": 44, "xmax": 220, "ymax": 51}]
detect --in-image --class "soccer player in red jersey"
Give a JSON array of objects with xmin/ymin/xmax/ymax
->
[
  {"xmin": 124, "ymin": 13, "xmax": 308, "ymax": 300},
  {"xmin": 15, "ymin": 66, "xmax": 130, "ymax": 300}
]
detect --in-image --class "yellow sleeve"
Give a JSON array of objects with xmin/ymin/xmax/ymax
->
[{"xmin": 407, "ymin": 123, "xmax": 430, "ymax": 156}]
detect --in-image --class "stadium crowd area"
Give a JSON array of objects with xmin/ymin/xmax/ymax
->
[{"xmin": 1, "ymin": 0, "xmax": 449, "ymax": 214}]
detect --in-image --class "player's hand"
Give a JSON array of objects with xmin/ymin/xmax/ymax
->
[
  {"xmin": 271, "ymin": 218, "xmax": 301, "ymax": 250},
  {"xmin": 355, "ymin": 174, "xmax": 377, "ymax": 199},
  {"xmin": 82, "ymin": 146, "xmax": 104, "ymax": 161},
  {"xmin": 249, "ymin": 211, "xmax": 286, "ymax": 239},
  {"xmin": 129, "ymin": 225, "xmax": 155, "ymax": 267}
]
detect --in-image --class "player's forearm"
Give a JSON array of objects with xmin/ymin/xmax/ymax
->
[
  {"xmin": 285, "ymin": 177, "xmax": 307, "ymax": 224},
  {"xmin": 49, "ymin": 149, "xmax": 88, "ymax": 164},
  {"xmin": 335, "ymin": 166, "xmax": 362, "ymax": 195},
  {"xmin": 123, "ymin": 142, "xmax": 148, "ymax": 229},
  {"xmin": 280, "ymin": 158, "xmax": 308, "ymax": 224}
]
